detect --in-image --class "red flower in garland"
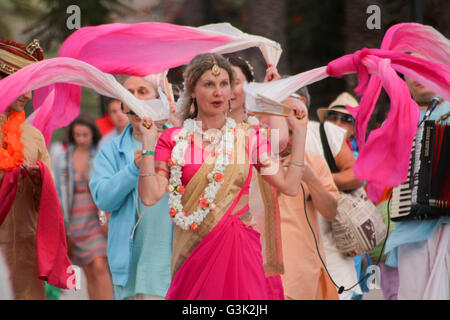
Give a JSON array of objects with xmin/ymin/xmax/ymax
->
[
  {"xmin": 177, "ymin": 185, "xmax": 186, "ymax": 195},
  {"xmin": 169, "ymin": 208, "xmax": 177, "ymax": 217},
  {"xmin": 190, "ymin": 222, "xmax": 198, "ymax": 231},
  {"xmin": 214, "ymin": 173, "xmax": 224, "ymax": 182},
  {"xmin": 199, "ymin": 196, "xmax": 209, "ymax": 209}
]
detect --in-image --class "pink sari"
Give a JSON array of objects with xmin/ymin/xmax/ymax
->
[
  {"xmin": 166, "ymin": 167, "xmax": 271, "ymax": 300},
  {"xmin": 155, "ymin": 124, "xmax": 284, "ymax": 300}
]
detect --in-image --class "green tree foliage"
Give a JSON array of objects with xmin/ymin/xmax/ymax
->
[
  {"xmin": 23, "ymin": 0, "xmax": 133, "ymax": 51},
  {"xmin": 0, "ymin": 0, "xmax": 43, "ymax": 39}
]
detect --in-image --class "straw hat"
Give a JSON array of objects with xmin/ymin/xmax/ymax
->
[{"xmin": 317, "ymin": 92, "xmax": 359, "ymax": 122}]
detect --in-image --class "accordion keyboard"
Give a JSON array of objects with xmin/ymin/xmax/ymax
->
[{"xmin": 390, "ymin": 140, "xmax": 415, "ymax": 220}]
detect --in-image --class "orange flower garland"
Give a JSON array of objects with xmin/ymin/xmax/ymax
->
[{"xmin": 0, "ymin": 110, "xmax": 25, "ymax": 171}]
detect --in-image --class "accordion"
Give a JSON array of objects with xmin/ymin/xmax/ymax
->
[{"xmin": 391, "ymin": 120, "xmax": 449, "ymax": 221}]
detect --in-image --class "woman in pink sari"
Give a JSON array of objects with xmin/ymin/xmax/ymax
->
[{"xmin": 136, "ymin": 53, "xmax": 308, "ymax": 300}]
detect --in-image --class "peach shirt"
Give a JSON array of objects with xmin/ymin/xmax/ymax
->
[{"xmin": 279, "ymin": 151, "xmax": 339, "ymax": 300}]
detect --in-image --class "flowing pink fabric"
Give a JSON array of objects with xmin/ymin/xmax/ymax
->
[
  {"xmin": 0, "ymin": 166, "xmax": 21, "ymax": 226},
  {"xmin": 166, "ymin": 166, "xmax": 282, "ymax": 300},
  {"xmin": 58, "ymin": 23, "xmax": 231, "ymax": 74},
  {"xmin": 33, "ymin": 22, "xmax": 232, "ymax": 145},
  {"xmin": 0, "ymin": 58, "xmax": 125, "ymax": 131},
  {"xmin": 380, "ymin": 23, "xmax": 450, "ymax": 66},
  {"xmin": 0, "ymin": 162, "xmax": 71, "ymax": 289},
  {"xmin": 242, "ymin": 24, "xmax": 449, "ymax": 201},
  {"xmin": 326, "ymin": 23, "xmax": 450, "ymax": 201},
  {"xmin": 0, "ymin": 57, "xmax": 165, "ymax": 145},
  {"xmin": 36, "ymin": 161, "xmax": 72, "ymax": 289},
  {"xmin": 2, "ymin": 21, "xmax": 447, "ymax": 201},
  {"xmin": 166, "ymin": 205, "xmax": 269, "ymax": 299}
]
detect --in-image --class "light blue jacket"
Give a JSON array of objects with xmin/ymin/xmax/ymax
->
[{"xmin": 89, "ymin": 124, "xmax": 144, "ymax": 286}]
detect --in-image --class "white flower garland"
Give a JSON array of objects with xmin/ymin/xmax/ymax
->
[{"xmin": 167, "ymin": 117, "xmax": 237, "ymax": 230}]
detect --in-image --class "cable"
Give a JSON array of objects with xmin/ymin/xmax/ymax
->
[{"xmin": 301, "ymin": 184, "xmax": 392, "ymax": 294}]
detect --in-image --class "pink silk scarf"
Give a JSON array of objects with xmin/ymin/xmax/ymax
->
[
  {"xmin": 242, "ymin": 23, "xmax": 449, "ymax": 201},
  {"xmin": 326, "ymin": 50, "xmax": 448, "ymax": 201},
  {"xmin": 33, "ymin": 23, "xmax": 231, "ymax": 144},
  {"xmin": 0, "ymin": 162, "xmax": 72, "ymax": 289},
  {"xmin": 30, "ymin": 22, "xmax": 280, "ymax": 145},
  {"xmin": 0, "ymin": 167, "xmax": 21, "ymax": 226},
  {"xmin": 326, "ymin": 23, "xmax": 450, "ymax": 201},
  {"xmin": 0, "ymin": 22, "xmax": 448, "ymax": 201},
  {"xmin": 0, "ymin": 57, "xmax": 153, "ymax": 144}
]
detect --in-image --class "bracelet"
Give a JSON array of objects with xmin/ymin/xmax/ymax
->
[
  {"xmin": 289, "ymin": 161, "xmax": 305, "ymax": 167},
  {"xmin": 139, "ymin": 172, "xmax": 156, "ymax": 177},
  {"xmin": 98, "ymin": 211, "xmax": 107, "ymax": 226},
  {"xmin": 163, "ymin": 123, "xmax": 173, "ymax": 130},
  {"xmin": 141, "ymin": 149, "xmax": 155, "ymax": 156}
]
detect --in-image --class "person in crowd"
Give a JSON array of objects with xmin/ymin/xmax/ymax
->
[
  {"xmin": 318, "ymin": 92, "xmax": 399, "ymax": 300},
  {"xmin": 278, "ymin": 94, "xmax": 339, "ymax": 300},
  {"xmin": 225, "ymin": 54, "xmax": 292, "ymax": 299},
  {"xmin": 98, "ymin": 97, "xmax": 129, "ymax": 148},
  {"xmin": 317, "ymin": 92, "xmax": 358, "ymax": 157},
  {"xmin": 136, "ymin": 53, "xmax": 308, "ymax": 299},
  {"xmin": 96, "ymin": 97, "xmax": 130, "ymax": 238},
  {"xmin": 225, "ymin": 53, "xmax": 288, "ymax": 151},
  {"xmin": 299, "ymin": 86, "xmax": 365, "ymax": 300},
  {"xmin": 384, "ymin": 56, "xmax": 450, "ymax": 300},
  {"xmin": 53, "ymin": 113, "xmax": 113, "ymax": 300},
  {"xmin": 0, "ymin": 38, "xmax": 66, "ymax": 299},
  {"xmin": 89, "ymin": 76, "xmax": 175, "ymax": 300},
  {"xmin": 317, "ymin": 92, "xmax": 370, "ymax": 299}
]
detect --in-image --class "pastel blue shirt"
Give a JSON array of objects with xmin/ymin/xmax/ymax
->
[
  {"xmin": 89, "ymin": 124, "xmax": 173, "ymax": 297},
  {"xmin": 385, "ymin": 102, "xmax": 450, "ymax": 268},
  {"xmin": 114, "ymin": 137, "xmax": 173, "ymax": 299}
]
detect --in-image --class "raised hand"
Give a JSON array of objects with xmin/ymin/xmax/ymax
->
[
  {"xmin": 136, "ymin": 117, "xmax": 157, "ymax": 136},
  {"xmin": 264, "ymin": 64, "xmax": 281, "ymax": 83},
  {"xmin": 138, "ymin": 117, "xmax": 158, "ymax": 150},
  {"xmin": 286, "ymin": 98, "xmax": 308, "ymax": 132},
  {"xmin": 21, "ymin": 159, "xmax": 41, "ymax": 183}
]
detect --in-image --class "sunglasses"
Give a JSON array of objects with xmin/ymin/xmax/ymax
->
[
  {"xmin": 325, "ymin": 111, "xmax": 355, "ymax": 124},
  {"xmin": 121, "ymin": 103, "xmax": 136, "ymax": 116}
]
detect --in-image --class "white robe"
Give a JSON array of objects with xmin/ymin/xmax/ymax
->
[{"xmin": 397, "ymin": 223, "xmax": 450, "ymax": 300}]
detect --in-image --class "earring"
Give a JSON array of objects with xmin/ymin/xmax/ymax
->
[
  {"xmin": 191, "ymin": 98, "xmax": 198, "ymax": 118},
  {"xmin": 228, "ymin": 100, "xmax": 232, "ymax": 113}
]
